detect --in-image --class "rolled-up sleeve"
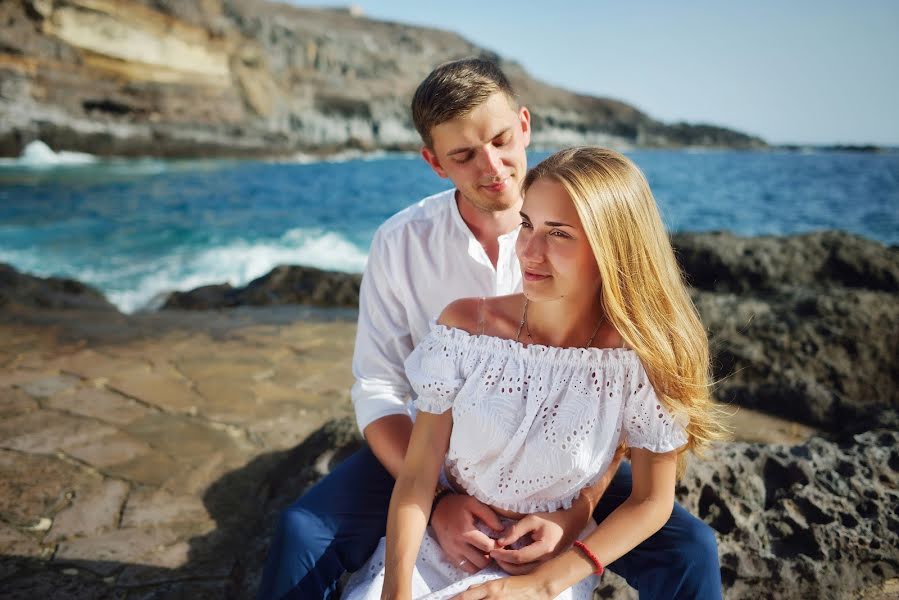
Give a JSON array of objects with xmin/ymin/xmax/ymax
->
[{"xmin": 351, "ymin": 229, "xmax": 415, "ymax": 434}]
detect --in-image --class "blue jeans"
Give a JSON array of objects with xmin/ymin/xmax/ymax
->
[{"xmin": 258, "ymin": 447, "xmax": 722, "ymax": 599}]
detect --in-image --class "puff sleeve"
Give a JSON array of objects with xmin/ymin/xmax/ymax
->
[
  {"xmin": 623, "ymin": 360, "xmax": 689, "ymax": 452},
  {"xmin": 403, "ymin": 326, "xmax": 466, "ymax": 414}
]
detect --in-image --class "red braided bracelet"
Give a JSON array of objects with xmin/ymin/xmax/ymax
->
[{"xmin": 572, "ymin": 541, "xmax": 604, "ymax": 576}]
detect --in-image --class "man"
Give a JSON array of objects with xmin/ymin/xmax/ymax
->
[{"xmin": 259, "ymin": 58, "xmax": 721, "ymax": 600}]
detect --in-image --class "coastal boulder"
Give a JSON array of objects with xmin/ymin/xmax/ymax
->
[
  {"xmin": 675, "ymin": 420, "xmax": 899, "ymax": 599},
  {"xmin": 0, "ymin": 263, "xmax": 117, "ymax": 312},
  {"xmin": 161, "ymin": 265, "xmax": 362, "ymax": 310},
  {"xmin": 672, "ymin": 230, "xmax": 899, "ymax": 294},
  {"xmin": 671, "ymin": 231, "xmax": 899, "ymax": 432},
  {"xmin": 696, "ymin": 287, "xmax": 899, "ymax": 432}
]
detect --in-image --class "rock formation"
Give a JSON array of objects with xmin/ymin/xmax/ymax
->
[
  {"xmin": 0, "ymin": 0, "xmax": 765, "ymax": 158},
  {"xmin": 0, "ymin": 263, "xmax": 117, "ymax": 311},
  {"xmin": 242, "ymin": 413, "xmax": 899, "ymax": 599},
  {"xmin": 672, "ymin": 231, "xmax": 899, "ymax": 433},
  {"xmin": 161, "ymin": 265, "xmax": 362, "ymax": 309}
]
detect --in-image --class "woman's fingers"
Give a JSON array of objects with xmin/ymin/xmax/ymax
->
[
  {"xmin": 458, "ymin": 544, "xmax": 492, "ymax": 572},
  {"xmin": 495, "ymin": 516, "xmax": 536, "ymax": 547}
]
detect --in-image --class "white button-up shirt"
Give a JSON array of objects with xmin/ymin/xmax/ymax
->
[{"xmin": 351, "ymin": 188, "xmax": 522, "ymax": 433}]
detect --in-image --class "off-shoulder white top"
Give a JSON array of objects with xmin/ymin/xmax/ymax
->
[{"xmin": 404, "ymin": 324, "xmax": 689, "ymax": 514}]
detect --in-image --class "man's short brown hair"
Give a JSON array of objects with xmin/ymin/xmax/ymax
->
[{"xmin": 411, "ymin": 58, "xmax": 517, "ymax": 149}]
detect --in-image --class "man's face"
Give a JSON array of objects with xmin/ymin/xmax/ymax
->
[{"xmin": 421, "ymin": 92, "xmax": 531, "ymax": 213}]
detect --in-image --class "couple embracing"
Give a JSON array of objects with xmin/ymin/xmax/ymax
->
[{"xmin": 259, "ymin": 59, "xmax": 725, "ymax": 600}]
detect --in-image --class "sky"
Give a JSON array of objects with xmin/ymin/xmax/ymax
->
[{"xmin": 287, "ymin": 0, "xmax": 899, "ymax": 146}]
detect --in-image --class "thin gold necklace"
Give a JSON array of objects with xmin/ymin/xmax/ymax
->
[{"xmin": 515, "ymin": 298, "xmax": 603, "ymax": 348}]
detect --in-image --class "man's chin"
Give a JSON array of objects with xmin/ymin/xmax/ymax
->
[{"xmin": 475, "ymin": 187, "xmax": 520, "ymax": 211}]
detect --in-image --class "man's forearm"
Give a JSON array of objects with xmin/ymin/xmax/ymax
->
[
  {"xmin": 364, "ymin": 414, "xmax": 415, "ymax": 479},
  {"xmin": 579, "ymin": 449, "xmax": 624, "ymax": 513}
]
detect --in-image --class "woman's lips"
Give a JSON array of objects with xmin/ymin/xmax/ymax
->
[{"xmin": 523, "ymin": 271, "xmax": 549, "ymax": 282}]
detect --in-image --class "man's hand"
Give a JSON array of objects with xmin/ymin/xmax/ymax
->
[{"xmin": 430, "ymin": 494, "xmax": 504, "ymax": 574}]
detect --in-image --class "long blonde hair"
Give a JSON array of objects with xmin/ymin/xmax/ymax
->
[{"xmin": 523, "ymin": 147, "xmax": 727, "ymax": 475}]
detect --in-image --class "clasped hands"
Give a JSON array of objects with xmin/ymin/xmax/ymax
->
[{"xmin": 430, "ymin": 493, "xmax": 577, "ymax": 577}]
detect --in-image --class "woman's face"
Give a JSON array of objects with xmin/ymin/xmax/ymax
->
[{"xmin": 516, "ymin": 177, "xmax": 601, "ymax": 304}]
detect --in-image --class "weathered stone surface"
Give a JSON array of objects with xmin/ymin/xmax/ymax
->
[
  {"xmin": 64, "ymin": 431, "xmax": 153, "ymax": 468},
  {"xmin": 0, "ymin": 410, "xmax": 118, "ymax": 455},
  {"xmin": 675, "ymin": 425, "xmax": 899, "ymax": 599},
  {"xmin": 43, "ymin": 386, "xmax": 153, "ymax": 426},
  {"xmin": 46, "ymin": 479, "xmax": 130, "ymax": 543},
  {"xmin": 660, "ymin": 230, "xmax": 899, "ymax": 433},
  {"xmin": 55, "ymin": 526, "xmax": 181, "ymax": 565},
  {"xmin": 121, "ymin": 413, "xmax": 251, "ymax": 462},
  {"xmin": 17, "ymin": 373, "xmax": 81, "ymax": 399},
  {"xmin": 121, "ymin": 488, "xmax": 211, "ymax": 531},
  {"xmin": 106, "ymin": 367, "xmax": 203, "ymax": 415},
  {"xmin": 673, "ymin": 230, "xmax": 899, "ymax": 294},
  {"xmin": 0, "ymin": 521, "xmax": 45, "ymax": 557},
  {"xmin": 160, "ymin": 451, "xmax": 227, "ymax": 497},
  {"xmin": 101, "ymin": 451, "xmax": 182, "ymax": 488},
  {"xmin": 0, "ymin": 386, "xmax": 40, "ymax": 418},
  {"xmin": 0, "ymin": 449, "xmax": 85, "ymax": 526},
  {"xmin": 55, "ymin": 348, "xmax": 144, "ymax": 382}
]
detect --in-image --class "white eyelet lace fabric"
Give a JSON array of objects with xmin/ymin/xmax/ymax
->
[
  {"xmin": 408, "ymin": 324, "xmax": 688, "ymax": 514},
  {"xmin": 341, "ymin": 324, "xmax": 689, "ymax": 600}
]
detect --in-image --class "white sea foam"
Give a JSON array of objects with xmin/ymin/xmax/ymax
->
[
  {"xmin": 1, "ymin": 228, "xmax": 368, "ymax": 313},
  {"xmin": 122, "ymin": 230, "xmax": 366, "ymax": 313},
  {"xmin": 13, "ymin": 140, "xmax": 98, "ymax": 167}
]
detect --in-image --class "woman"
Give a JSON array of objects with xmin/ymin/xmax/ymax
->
[{"xmin": 342, "ymin": 147, "xmax": 724, "ymax": 600}]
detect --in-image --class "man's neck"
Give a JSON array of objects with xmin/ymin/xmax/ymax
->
[{"xmin": 455, "ymin": 192, "xmax": 522, "ymax": 268}]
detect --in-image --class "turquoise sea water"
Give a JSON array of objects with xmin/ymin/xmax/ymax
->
[{"xmin": 0, "ymin": 148, "xmax": 897, "ymax": 312}]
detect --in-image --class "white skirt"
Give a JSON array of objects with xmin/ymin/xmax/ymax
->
[{"xmin": 342, "ymin": 519, "xmax": 598, "ymax": 600}]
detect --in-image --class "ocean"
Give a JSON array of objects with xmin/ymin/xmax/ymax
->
[{"xmin": 1, "ymin": 143, "xmax": 897, "ymax": 313}]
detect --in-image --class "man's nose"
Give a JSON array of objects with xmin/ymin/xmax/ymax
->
[{"xmin": 478, "ymin": 146, "xmax": 503, "ymax": 176}]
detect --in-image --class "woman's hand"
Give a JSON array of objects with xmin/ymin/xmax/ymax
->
[
  {"xmin": 451, "ymin": 574, "xmax": 553, "ymax": 600},
  {"xmin": 488, "ymin": 512, "xmax": 565, "ymax": 574}
]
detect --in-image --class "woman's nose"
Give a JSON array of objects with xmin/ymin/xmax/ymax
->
[{"xmin": 520, "ymin": 233, "xmax": 545, "ymax": 262}]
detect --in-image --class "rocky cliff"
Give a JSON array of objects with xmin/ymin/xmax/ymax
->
[{"xmin": 0, "ymin": 0, "xmax": 766, "ymax": 158}]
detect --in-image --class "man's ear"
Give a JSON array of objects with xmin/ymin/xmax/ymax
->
[
  {"xmin": 519, "ymin": 106, "xmax": 532, "ymax": 149},
  {"xmin": 421, "ymin": 146, "xmax": 448, "ymax": 179}
]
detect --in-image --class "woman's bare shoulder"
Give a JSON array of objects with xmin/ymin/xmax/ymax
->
[
  {"xmin": 437, "ymin": 294, "xmax": 523, "ymax": 336},
  {"xmin": 437, "ymin": 297, "xmax": 481, "ymax": 333}
]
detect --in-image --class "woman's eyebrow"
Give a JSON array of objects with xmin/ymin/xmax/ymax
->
[{"xmin": 520, "ymin": 212, "xmax": 573, "ymax": 228}]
